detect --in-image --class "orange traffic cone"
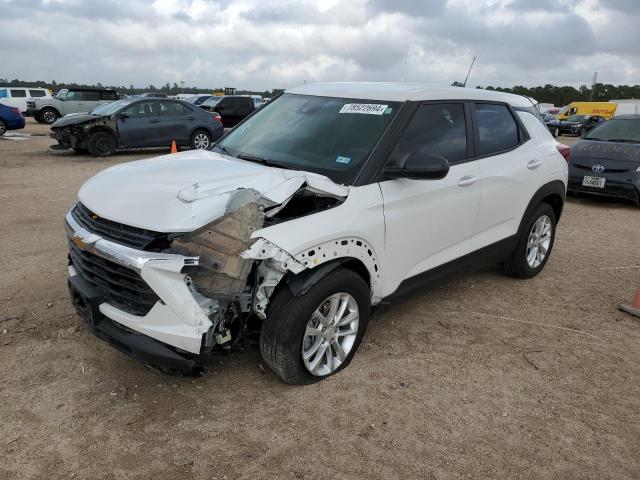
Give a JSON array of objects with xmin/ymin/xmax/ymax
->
[
  {"xmin": 170, "ymin": 140, "xmax": 177, "ymax": 153},
  {"xmin": 619, "ymin": 287, "xmax": 640, "ymax": 318}
]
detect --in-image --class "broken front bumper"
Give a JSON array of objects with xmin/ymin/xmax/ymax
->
[{"xmin": 65, "ymin": 211, "xmax": 213, "ymax": 371}]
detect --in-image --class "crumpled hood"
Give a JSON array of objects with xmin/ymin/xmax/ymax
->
[
  {"xmin": 52, "ymin": 114, "xmax": 105, "ymax": 128},
  {"xmin": 78, "ymin": 149, "xmax": 349, "ymax": 232}
]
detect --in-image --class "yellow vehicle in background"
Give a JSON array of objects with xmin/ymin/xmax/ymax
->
[{"xmin": 558, "ymin": 101, "xmax": 617, "ymax": 120}]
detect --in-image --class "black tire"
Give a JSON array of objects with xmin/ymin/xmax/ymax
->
[
  {"xmin": 260, "ymin": 268, "xmax": 370, "ymax": 385},
  {"xmin": 189, "ymin": 129, "xmax": 212, "ymax": 150},
  {"xmin": 580, "ymin": 127, "xmax": 587, "ymax": 136},
  {"xmin": 88, "ymin": 131, "xmax": 116, "ymax": 157},
  {"xmin": 553, "ymin": 127, "xmax": 560, "ymax": 138},
  {"xmin": 39, "ymin": 108, "xmax": 59, "ymax": 124},
  {"xmin": 0, "ymin": 119, "xmax": 6, "ymax": 136},
  {"xmin": 73, "ymin": 147, "xmax": 89, "ymax": 154},
  {"xmin": 504, "ymin": 203, "xmax": 557, "ymax": 279}
]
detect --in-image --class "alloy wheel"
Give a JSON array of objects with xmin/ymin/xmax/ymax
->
[
  {"xmin": 193, "ymin": 133, "xmax": 210, "ymax": 149},
  {"xmin": 526, "ymin": 215, "xmax": 552, "ymax": 268},
  {"xmin": 42, "ymin": 111, "xmax": 56, "ymax": 124},
  {"xmin": 302, "ymin": 292, "xmax": 359, "ymax": 376}
]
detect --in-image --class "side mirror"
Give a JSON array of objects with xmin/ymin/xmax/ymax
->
[
  {"xmin": 118, "ymin": 112, "xmax": 130, "ymax": 120},
  {"xmin": 382, "ymin": 150, "xmax": 450, "ymax": 180}
]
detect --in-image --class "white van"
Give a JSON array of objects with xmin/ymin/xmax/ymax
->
[
  {"xmin": 611, "ymin": 99, "xmax": 640, "ymax": 116},
  {"xmin": 0, "ymin": 87, "xmax": 52, "ymax": 114}
]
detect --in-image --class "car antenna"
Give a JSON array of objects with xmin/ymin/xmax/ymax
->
[{"xmin": 462, "ymin": 57, "xmax": 476, "ymax": 87}]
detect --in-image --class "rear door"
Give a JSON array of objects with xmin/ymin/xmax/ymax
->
[
  {"xmin": 470, "ymin": 103, "xmax": 547, "ymax": 250},
  {"xmin": 117, "ymin": 101, "xmax": 163, "ymax": 147},
  {"xmin": 216, "ymin": 97, "xmax": 238, "ymax": 126},
  {"xmin": 380, "ymin": 102, "xmax": 481, "ymax": 293},
  {"xmin": 156, "ymin": 101, "xmax": 192, "ymax": 145},
  {"xmin": 8, "ymin": 89, "xmax": 28, "ymax": 112}
]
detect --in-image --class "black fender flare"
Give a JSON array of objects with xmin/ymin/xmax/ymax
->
[
  {"xmin": 516, "ymin": 180, "xmax": 566, "ymax": 239},
  {"xmin": 286, "ymin": 259, "xmax": 350, "ymax": 297}
]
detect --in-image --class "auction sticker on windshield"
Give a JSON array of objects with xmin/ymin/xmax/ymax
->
[{"xmin": 339, "ymin": 103, "xmax": 389, "ymax": 115}]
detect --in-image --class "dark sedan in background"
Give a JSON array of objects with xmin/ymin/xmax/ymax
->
[
  {"xmin": 199, "ymin": 95, "xmax": 255, "ymax": 127},
  {"xmin": 50, "ymin": 97, "xmax": 223, "ymax": 156},
  {"xmin": 568, "ymin": 115, "xmax": 640, "ymax": 205},
  {"xmin": 547, "ymin": 114, "xmax": 606, "ymax": 137},
  {"xmin": 0, "ymin": 102, "xmax": 25, "ymax": 135}
]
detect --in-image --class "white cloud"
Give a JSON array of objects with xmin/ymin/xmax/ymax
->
[{"xmin": 1, "ymin": 0, "xmax": 638, "ymax": 90}]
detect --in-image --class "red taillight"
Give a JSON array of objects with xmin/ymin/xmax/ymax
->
[
  {"xmin": 556, "ymin": 143, "xmax": 570, "ymax": 162},
  {"xmin": 10, "ymin": 107, "xmax": 21, "ymax": 115},
  {"xmin": 213, "ymin": 113, "xmax": 222, "ymax": 123}
]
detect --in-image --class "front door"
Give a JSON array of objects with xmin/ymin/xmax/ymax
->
[
  {"xmin": 380, "ymin": 102, "xmax": 480, "ymax": 295},
  {"xmin": 117, "ymin": 101, "xmax": 163, "ymax": 147}
]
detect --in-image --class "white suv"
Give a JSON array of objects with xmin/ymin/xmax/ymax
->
[{"xmin": 65, "ymin": 83, "xmax": 568, "ymax": 384}]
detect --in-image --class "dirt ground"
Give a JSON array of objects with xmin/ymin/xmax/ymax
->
[{"xmin": 1, "ymin": 119, "xmax": 639, "ymax": 480}]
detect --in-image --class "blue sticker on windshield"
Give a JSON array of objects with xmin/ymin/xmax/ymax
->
[{"xmin": 336, "ymin": 156, "xmax": 351, "ymax": 164}]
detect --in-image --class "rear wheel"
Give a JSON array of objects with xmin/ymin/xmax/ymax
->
[
  {"xmin": 260, "ymin": 268, "xmax": 370, "ymax": 384},
  {"xmin": 504, "ymin": 203, "xmax": 556, "ymax": 279},
  {"xmin": 0, "ymin": 119, "xmax": 6, "ymax": 136},
  {"xmin": 580, "ymin": 127, "xmax": 587, "ymax": 136},
  {"xmin": 553, "ymin": 127, "xmax": 560, "ymax": 137},
  {"xmin": 190, "ymin": 129, "xmax": 211, "ymax": 150},
  {"xmin": 39, "ymin": 108, "xmax": 59, "ymax": 124},
  {"xmin": 88, "ymin": 131, "xmax": 116, "ymax": 157}
]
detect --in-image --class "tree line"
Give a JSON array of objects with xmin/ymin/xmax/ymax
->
[
  {"xmin": 0, "ymin": 78, "xmax": 284, "ymax": 99},
  {"xmin": 478, "ymin": 83, "xmax": 640, "ymax": 106},
  {"xmin": 2, "ymin": 78, "xmax": 639, "ymax": 106}
]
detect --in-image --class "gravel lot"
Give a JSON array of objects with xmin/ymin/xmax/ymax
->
[{"xmin": 1, "ymin": 119, "xmax": 639, "ymax": 479}]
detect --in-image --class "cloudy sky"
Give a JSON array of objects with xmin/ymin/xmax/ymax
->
[{"xmin": 2, "ymin": 0, "xmax": 639, "ymax": 90}]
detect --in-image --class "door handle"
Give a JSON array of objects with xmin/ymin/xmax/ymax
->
[
  {"xmin": 527, "ymin": 159, "xmax": 543, "ymax": 170},
  {"xmin": 186, "ymin": 116, "xmax": 194, "ymax": 120},
  {"xmin": 149, "ymin": 119, "xmax": 160, "ymax": 124},
  {"xmin": 457, "ymin": 176, "xmax": 478, "ymax": 187}
]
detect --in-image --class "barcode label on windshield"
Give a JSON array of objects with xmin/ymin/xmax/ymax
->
[{"xmin": 339, "ymin": 103, "xmax": 388, "ymax": 115}]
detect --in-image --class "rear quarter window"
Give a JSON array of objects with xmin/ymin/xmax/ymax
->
[
  {"xmin": 10, "ymin": 89, "xmax": 27, "ymax": 98},
  {"xmin": 29, "ymin": 90, "xmax": 47, "ymax": 97},
  {"xmin": 475, "ymin": 103, "xmax": 520, "ymax": 157}
]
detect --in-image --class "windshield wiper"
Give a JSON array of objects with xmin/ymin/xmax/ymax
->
[
  {"xmin": 212, "ymin": 143, "xmax": 232, "ymax": 155},
  {"xmin": 236, "ymin": 153, "xmax": 280, "ymax": 167},
  {"xmin": 605, "ymin": 138, "xmax": 640, "ymax": 144}
]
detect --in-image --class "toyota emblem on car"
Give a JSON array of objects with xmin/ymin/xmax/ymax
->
[{"xmin": 592, "ymin": 164, "xmax": 605, "ymax": 173}]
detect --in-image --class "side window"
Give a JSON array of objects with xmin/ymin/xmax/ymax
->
[
  {"xmin": 10, "ymin": 89, "xmax": 27, "ymax": 98},
  {"xmin": 390, "ymin": 103, "xmax": 467, "ymax": 165},
  {"xmin": 160, "ymin": 101, "xmax": 186, "ymax": 116},
  {"xmin": 80, "ymin": 91, "xmax": 100, "ymax": 101},
  {"xmin": 240, "ymin": 97, "xmax": 253, "ymax": 108},
  {"xmin": 122, "ymin": 101, "xmax": 160, "ymax": 118},
  {"xmin": 220, "ymin": 97, "xmax": 236, "ymax": 109},
  {"xmin": 66, "ymin": 91, "xmax": 80, "ymax": 100},
  {"xmin": 101, "ymin": 91, "xmax": 117, "ymax": 100},
  {"xmin": 474, "ymin": 103, "xmax": 519, "ymax": 156},
  {"xmin": 29, "ymin": 90, "xmax": 46, "ymax": 97}
]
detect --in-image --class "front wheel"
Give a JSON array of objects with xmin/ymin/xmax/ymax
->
[
  {"xmin": 39, "ymin": 108, "xmax": 59, "ymax": 124},
  {"xmin": 504, "ymin": 203, "xmax": 556, "ymax": 279},
  {"xmin": 0, "ymin": 119, "xmax": 6, "ymax": 136},
  {"xmin": 260, "ymin": 268, "xmax": 370, "ymax": 384},
  {"xmin": 88, "ymin": 131, "xmax": 116, "ymax": 157},
  {"xmin": 190, "ymin": 129, "xmax": 212, "ymax": 150},
  {"xmin": 580, "ymin": 127, "xmax": 587, "ymax": 136}
]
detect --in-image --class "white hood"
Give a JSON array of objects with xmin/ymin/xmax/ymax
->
[{"xmin": 78, "ymin": 150, "xmax": 349, "ymax": 232}]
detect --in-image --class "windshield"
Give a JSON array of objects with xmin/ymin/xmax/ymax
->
[
  {"xmin": 216, "ymin": 93, "xmax": 400, "ymax": 184},
  {"xmin": 565, "ymin": 115, "xmax": 587, "ymax": 122},
  {"xmin": 90, "ymin": 98, "xmax": 133, "ymax": 116},
  {"xmin": 201, "ymin": 96, "xmax": 222, "ymax": 107},
  {"xmin": 585, "ymin": 118, "xmax": 640, "ymax": 142}
]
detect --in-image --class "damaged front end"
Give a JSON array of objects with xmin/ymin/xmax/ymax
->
[
  {"xmin": 67, "ymin": 172, "xmax": 349, "ymax": 375},
  {"xmin": 51, "ymin": 116, "xmax": 115, "ymax": 149}
]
